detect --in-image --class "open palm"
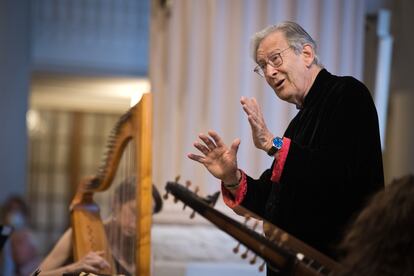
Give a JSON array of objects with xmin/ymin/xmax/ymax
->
[{"xmin": 188, "ymin": 130, "xmax": 240, "ymax": 184}]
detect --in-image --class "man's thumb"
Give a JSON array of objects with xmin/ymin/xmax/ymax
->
[{"xmin": 230, "ymin": 138, "xmax": 241, "ymax": 154}]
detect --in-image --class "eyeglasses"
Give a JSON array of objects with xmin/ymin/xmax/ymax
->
[{"xmin": 253, "ymin": 46, "xmax": 291, "ymax": 77}]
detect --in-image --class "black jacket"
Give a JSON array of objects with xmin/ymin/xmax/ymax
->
[{"xmin": 241, "ymin": 69, "xmax": 384, "ymax": 263}]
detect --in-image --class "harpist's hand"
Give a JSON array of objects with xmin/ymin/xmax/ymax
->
[
  {"xmin": 240, "ymin": 96, "xmax": 274, "ymax": 152},
  {"xmin": 188, "ymin": 130, "xmax": 241, "ymax": 184},
  {"xmin": 68, "ymin": 251, "xmax": 110, "ymax": 274}
]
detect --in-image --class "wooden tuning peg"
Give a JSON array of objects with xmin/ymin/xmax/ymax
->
[
  {"xmin": 190, "ymin": 210, "xmax": 196, "ymax": 219},
  {"xmin": 175, "ymin": 175, "xmax": 181, "ymax": 182},
  {"xmin": 173, "ymin": 196, "xmax": 179, "ymax": 203},
  {"xmin": 185, "ymin": 180, "xmax": 192, "ymax": 188},
  {"xmin": 268, "ymin": 229, "xmax": 279, "ymax": 242},
  {"xmin": 163, "ymin": 190, "xmax": 169, "ymax": 200},
  {"xmin": 193, "ymin": 186, "xmax": 200, "ymax": 195},
  {"xmin": 278, "ymin": 233, "xmax": 289, "ymax": 247},
  {"xmin": 252, "ymin": 221, "xmax": 259, "ymax": 231},
  {"xmin": 259, "ymin": 261, "xmax": 266, "ymax": 272},
  {"xmin": 233, "ymin": 242, "xmax": 241, "ymax": 253},
  {"xmin": 243, "ymin": 216, "xmax": 251, "ymax": 225},
  {"xmin": 241, "ymin": 248, "xmax": 249, "ymax": 259},
  {"xmin": 182, "ymin": 203, "xmax": 187, "ymax": 210},
  {"xmin": 249, "ymin": 254, "xmax": 258, "ymax": 265}
]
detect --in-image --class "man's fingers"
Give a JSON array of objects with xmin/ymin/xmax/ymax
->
[
  {"xmin": 248, "ymin": 115, "xmax": 260, "ymax": 130},
  {"xmin": 251, "ymin": 97, "xmax": 259, "ymax": 106},
  {"xmin": 241, "ymin": 103, "xmax": 251, "ymax": 116},
  {"xmin": 194, "ymin": 142, "xmax": 210, "ymax": 155},
  {"xmin": 241, "ymin": 98, "xmax": 262, "ymax": 119},
  {"xmin": 208, "ymin": 130, "xmax": 224, "ymax": 147},
  {"xmin": 187, "ymin": 153, "xmax": 205, "ymax": 163},
  {"xmin": 199, "ymin": 133, "xmax": 216, "ymax": 150}
]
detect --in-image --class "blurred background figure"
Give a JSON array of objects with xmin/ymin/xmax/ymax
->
[
  {"xmin": 2, "ymin": 196, "xmax": 30, "ymax": 230},
  {"xmin": 338, "ymin": 174, "xmax": 414, "ymax": 276},
  {"xmin": 10, "ymin": 229, "xmax": 41, "ymax": 276},
  {"xmin": 0, "ymin": 196, "xmax": 41, "ymax": 276}
]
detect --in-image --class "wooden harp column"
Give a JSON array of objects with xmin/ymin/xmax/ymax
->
[{"xmin": 70, "ymin": 93, "xmax": 152, "ymax": 276}]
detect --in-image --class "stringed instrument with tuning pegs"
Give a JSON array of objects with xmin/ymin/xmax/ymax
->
[{"xmin": 164, "ymin": 180, "xmax": 343, "ymax": 276}]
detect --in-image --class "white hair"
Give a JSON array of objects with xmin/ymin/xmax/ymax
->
[{"xmin": 251, "ymin": 21, "xmax": 322, "ymax": 67}]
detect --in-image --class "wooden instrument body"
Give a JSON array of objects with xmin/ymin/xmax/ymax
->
[{"xmin": 165, "ymin": 181, "xmax": 342, "ymax": 276}]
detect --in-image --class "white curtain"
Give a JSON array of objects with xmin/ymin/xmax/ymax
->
[{"xmin": 150, "ymin": 0, "xmax": 366, "ymax": 198}]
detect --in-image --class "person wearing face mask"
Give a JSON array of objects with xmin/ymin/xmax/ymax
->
[
  {"xmin": 1, "ymin": 196, "xmax": 30, "ymax": 230},
  {"xmin": 0, "ymin": 196, "xmax": 41, "ymax": 276},
  {"xmin": 188, "ymin": 21, "xmax": 384, "ymax": 275}
]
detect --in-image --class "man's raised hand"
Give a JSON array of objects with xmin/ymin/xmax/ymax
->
[{"xmin": 188, "ymin": 130, "xmax": 240, "ymax": 184}]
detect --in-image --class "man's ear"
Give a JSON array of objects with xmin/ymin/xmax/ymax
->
[{"xmin": 302, "ymin": 44, "xmax": 315, "ymax": 67}]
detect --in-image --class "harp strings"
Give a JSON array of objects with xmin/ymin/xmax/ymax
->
[{"xmin": 96, "ymin": 140, "xmax": 137, "ymax": 275}]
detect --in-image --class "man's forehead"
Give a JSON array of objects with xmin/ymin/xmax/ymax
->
[{"xmin": 256, "ymin": 31, "xmax": 288, "ymax": 56}]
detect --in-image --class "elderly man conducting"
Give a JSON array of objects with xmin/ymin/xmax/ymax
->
[{"xmin": 188, "ymin": 21, "xmax": 384, "ymax": 275}]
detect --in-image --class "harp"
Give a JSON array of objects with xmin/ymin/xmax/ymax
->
[{"xmin": 69, "ymin": 93, "xmax": 152, "ymax": 276}]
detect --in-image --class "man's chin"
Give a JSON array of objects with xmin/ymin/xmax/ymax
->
[
  {"xmin": 276, "ymin": 92, "xmax": 296, "ymax": 105},
  {"xmin": 274, "ymin": 88, "xmax": 286, "ymax": 100}
]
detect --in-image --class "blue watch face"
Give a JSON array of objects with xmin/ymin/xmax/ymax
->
[{"xmin": 273, "ymin": 137, "xmax": 283, "ymax": 149}]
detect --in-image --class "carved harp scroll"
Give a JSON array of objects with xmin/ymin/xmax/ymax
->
[{"xmin": 70, "ymin": 93, "xmax": 152, "ymax": 276}]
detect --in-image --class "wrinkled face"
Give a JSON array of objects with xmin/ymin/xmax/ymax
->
[
  {"xmin": 256, "ymin": 31, "xmax": 312, "ymax": 106},
  {"xmin": 115, "ymin": 200, "xmax": 136, "ymax": 237}
]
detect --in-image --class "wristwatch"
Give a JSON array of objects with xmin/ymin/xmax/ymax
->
[{"xmin": 267, "ymin": 136, "xmax": 283, "ymax": 156}]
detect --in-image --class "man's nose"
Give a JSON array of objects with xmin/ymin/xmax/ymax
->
[{"xmin": 265, "ymin": 63, "xmax": 278, "ymax": 77}]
